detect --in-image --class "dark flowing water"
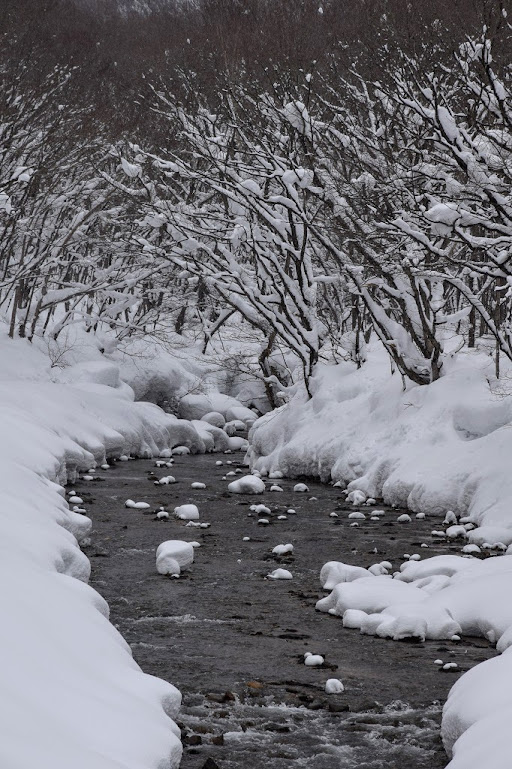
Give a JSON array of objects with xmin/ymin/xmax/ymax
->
[{"xmin": 80, "ymin": 453, "xmax": 495, "ymax": 769}]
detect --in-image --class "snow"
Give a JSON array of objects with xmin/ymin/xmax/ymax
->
[
  {"xmin": 156, "ymin": 475, "xmax": 176, "ymax": 485},
  {"xmin": 248, "ymin": 345, "xmax": 512, "ymax": 548},
  {"xmin": 174, "ymin": 504, "xmax": 200, "ymax": 521},
  {"xmin": 316, "ymin": 553, "xmax": 512, "ymax": 766},
  {"xmin": 0, "ymin": 327, "xmax": 184, "ymax": 769},
  {"xmin": 267, "ymin": 568, "xmax": 293, "ymax": 580},
  {"xmin": 156, "ymin": 540, "xmax": 195, "ymax": 575},
  {"xmin": 248, "ymin": 342, "xmax": 512, "ymax": 765},
  {"xmin": 325, "ymin": 678, "xmax": 345, "ymax": 694},
  {"xmin": 304, "ymin": 652, "xmax": 324, "ymax": 666},
  {"xmin": 125, "ymin": 499, "xmax": 151, "ymax": 509},
  {"xmin": 228, "ymin": 475, "xmax": 265, "ymax": 494},
  {"xmin": 272, "ymin": 543, "xmax": 294, "ymax": 555},
  {"xmin": 201, "ymin": 411, "xmax": 226, "ymax": 428}
]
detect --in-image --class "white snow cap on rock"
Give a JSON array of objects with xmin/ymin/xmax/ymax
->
[
  {"xmin": 267, "ymin": 568, "xmax": 293, "ymax": 580},
  {"xmin": 201, "ymin": 411, "xmax": 226, "ymax": 428},
  {"xmin": 156, "ymin": 540, "xmax": 195, "ymax": 575},
  {"xmin": 293, "ymin": 483, "xmax": 309, "ymax": 493},
  {"xmin": 250, "ymin": 504, "xmax": 271, "ymax": 515},
  {"xmin": 325, "ymin": 679, "xmax": 344, "ymax": 694},
  {"xmin": 228, "ymin": 475, "xmax": 265, "ymax": 494},
  {"xmin": 156, "ymin": 475, "xmax": 176, "ymax": 485},
  {"xmin": 320, "ymin": 561, "xmax": 370, "ymax": 590},
  {"xmin": 347, "ymin": 489, "xmax": 367, "ymax": 505},
  {"xmin": 174, "ymin": 504, "xmax": 200, "ymax": 521},
  {"xmin": 125, "ymin": 499, "xmax": 150, "ymax": 509},
  {"xmin": 272, "ymin": 544, "xmax": 294, "ymax": 555},
  {"xmin": 304, "ymin": 652, "xmax": 324, "ymax": 666},
  {"xmin": 227, "ymin": 436, "xmax": 249, "ymax": 452}
]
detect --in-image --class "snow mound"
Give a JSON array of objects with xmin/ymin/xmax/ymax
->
[
  {"xmin": 201, "ymin": 411, "xmax": 226, "ymax": 428},
  {"xmin": 272, "ymin": 543, "xmax": 294, "ymax": 555},
  {"xmin": 156, "ymin": 540, "xmax": 195, "ymax": 575},
  {"xmin": 174, "ymin": 504, "xmax": 200, "ymax": 521},
  {"xmin": 320, "ymin": 561, "xmax": 370, "ymax": 589},
  {"xmin": 228, "ymin": 475, "xmax": 265, "ymax": 494},
  {"xmin": 267, "ymin": 568, "xmax": 293, "ymax": 580},
  {"xmin": 325, "ymin": 678, "xmax": 345, "ymax": 694}
]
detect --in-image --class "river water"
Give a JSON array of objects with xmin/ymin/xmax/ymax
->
[{"xmin": 82, "ymin": 452, "xmax": 495, "ymax": 769}]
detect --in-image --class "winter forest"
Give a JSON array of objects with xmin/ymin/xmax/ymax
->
[{"xmin": 2, "ymin": 1, "xmax": 512, "ymax": 768}]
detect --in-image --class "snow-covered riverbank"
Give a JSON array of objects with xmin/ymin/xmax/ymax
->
[
  {"xmin": 0, "ymin": 319, "xmax": 263, "ymax": 769},
  {"xmin": 0, "ymin": 335, "xmax": 193, "ymax": 768},
  {"xmin": 4, "ymin": 325, "xmax": 512, "ymax": 769},
  {"xmin": 249, "ymin": 344, "xmax": 512, "ymax": 768}
]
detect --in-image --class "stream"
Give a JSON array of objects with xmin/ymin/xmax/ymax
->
[{"xmin": 81, "ymin": 452, "xmax": 495, "ymax": 769}]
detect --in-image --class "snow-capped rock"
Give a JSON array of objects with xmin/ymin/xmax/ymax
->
[{"xmin": 228, "ymin": 475, "xmax": 265, "ymax": 494}]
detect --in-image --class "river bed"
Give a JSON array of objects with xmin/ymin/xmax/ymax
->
[{"xmin": 81, "ymin": 452, "xmax": 495, "ymax": 769}]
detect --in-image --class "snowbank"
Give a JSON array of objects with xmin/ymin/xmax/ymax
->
[
  {"xmin": 249, "ymin": 346, "xmax": 512, "ymax": 545},
  {"xmin": 249, "ymin": 344, "xmax": 512, "ymax": 769},
  {"xmin": 0, "ymin": 330, "xmax": 185, "ymax": 769}
]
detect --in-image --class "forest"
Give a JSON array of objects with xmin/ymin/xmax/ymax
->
[{"xmin": 1, "ymin": 0, "xmax": 510, "ymax": 402}]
